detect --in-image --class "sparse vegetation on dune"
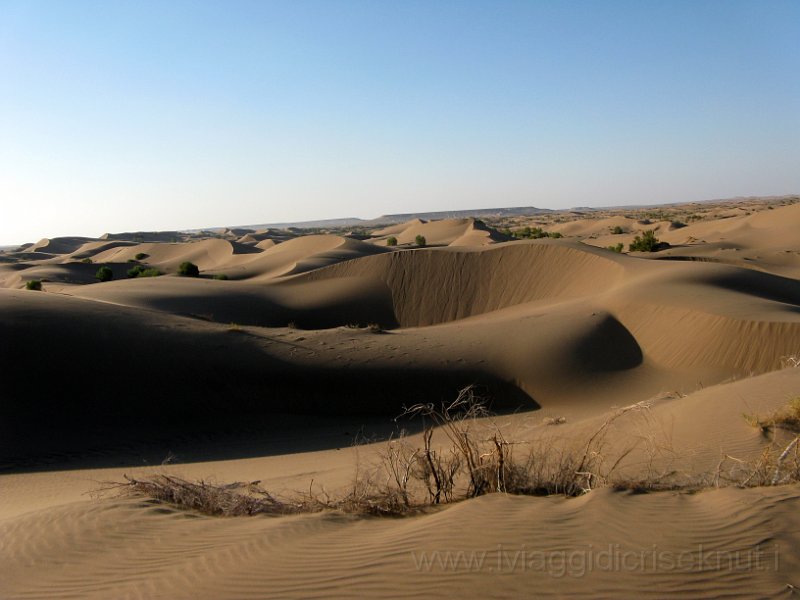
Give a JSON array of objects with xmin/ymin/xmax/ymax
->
[
  {"xmin": 95, "ymin": 266, "xmax": 113, "ymax": 282},
  {"xmin": 178, "ymin": 261, "xmax": 200, "ymax": 277},
  {"xmin": 415, "ymin": 234, "xmax": 426, "ymax": 247},
  {"xmin": 510, "ymin": 226, "xmax": 563, "ymax": 240},
  {"xmin": 386, "ymin": 236, "xmax": 397, "ymax": 247},
  {"xmin": 628, "ymin": 229, "xmax": 661, "ymax": 252},
  {"xmin": 25, "ymin": 279, "xmax": 42, "ymax": 291},
  {"xmin": 106, "ymin": 389, "xmax": 800, "ymax": 518},
  {"xmin": 744, "ymin": 397, "xmax": 800, "ymax": 435},
  {"xmin": 127, "ymin": 265, "xmax": 162, "ymax": 278}
]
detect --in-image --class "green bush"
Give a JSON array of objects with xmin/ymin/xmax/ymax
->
[
  {"xmin": 386, "ymin": 236, "xmax": 398, "ymax": 247},
  {"xmin": 178, "ymin": 261, "xmax": 200, "ymax": 277},
  {"xmin": 128, "ymin": 265, "xmax": 162, "ymax": 278},
  {"xmin": 511, "ymin": 226, "xmax": 558, "ymax": 240},
  {"xmin": 212, "ymin": 273, "xmax": 228, "ymax": 280},
  {"xmin": 134, "ymin": 252, "xmax": 149, "ymax": 260},
  {"xmin": 607, "ymin": 243, "xmax": 624, "ymax": 253},
  {"xmin": 80, "ymin": 257, "xmax": 93, "ymax": 264},
  {"xmin": 95, "ymin": 266, "xmax": 113, "ymax": 282},
  {"xmin": 629, "ymin": 230, "xmax": 660, "ymax": 252},
  {"xmin": 611, "ymin": 226, "xmax": 625, "ymax": 234},
  {"xmin": 415, "ymin": 235, "xmax": 426, "ymax": 247},
  {"xmin": 25, "ymin": 280, "xmax": 42, "ymax": 291}
]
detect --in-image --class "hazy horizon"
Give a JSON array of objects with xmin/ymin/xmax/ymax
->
[{"xmin": 2, "ymin": 0, "xmax": 799, "ymax": 245}]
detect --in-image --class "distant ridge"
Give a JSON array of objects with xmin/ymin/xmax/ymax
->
[{"xmin": 227, "ymin": 206, "xmax": 552, "ymax": 231}]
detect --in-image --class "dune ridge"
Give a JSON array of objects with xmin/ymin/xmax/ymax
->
[{"xmin": 2, "ymin": 197, "xmax": 800, "ymax": 598}]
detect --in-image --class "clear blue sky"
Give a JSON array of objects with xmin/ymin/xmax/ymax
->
[{"xmin": 1, "ymin": 0, "xmax": 798, "ymax": 244}]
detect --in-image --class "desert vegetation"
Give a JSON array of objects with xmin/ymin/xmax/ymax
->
[
  {"xmin": 628, "ymin": 229, "xmax": 661, "ymax": 252},
  {"xmin": 415, "ymin": 235, "xmax": 426, "ymax": 247},
  {"xmin": 127, "ymin": 265, "xmax": 162, "ymax": 278},
  {"xmin": 511, "ymin": 226, "xmax": 563, "ymax": 240},
  {"xmin": 178, "ymin": 261, "xmax": 200, "ymax": 277},
  {"xmin": 95, "ymin": 266, "xmax": 113, "ymax": 282},
  {"xmin": 25, "ymin": 279, "xmax": 42, "ymax": 290},
  {"xmin": 744, "ymin": 397, "xmax": 800, "ymax": 435},
  {"xmin": 106, "ymin": 389, "xmax": 800, "ymax": 518},
  {"xmin": 386, "ymin": 236, "xmax": 397, "ymax": 246}
]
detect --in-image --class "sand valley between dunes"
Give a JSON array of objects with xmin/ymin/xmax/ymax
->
[{"xmin": 2, "ymin": 196, "xmax": 800, "ymax": 598}]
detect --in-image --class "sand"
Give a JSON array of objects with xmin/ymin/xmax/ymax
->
[{"xmin": 1, "ymin": 196, "xmax": 800, "ymax": 598}]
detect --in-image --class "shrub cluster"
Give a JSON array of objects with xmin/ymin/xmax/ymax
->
[
  {"xmin": 95, "ymin": 266, "xmax": 113, "ymax": 282},
  {"xmin": 628, "ymin": 230, "xmax": 660, "ymax": 252},
  {"xmin": 178, "ymin": 261, "xmax": 200, "ymax": 277},
  {"xmin": 128, "ymin": 265, "xmax": 162, "ymax": 278},
  {"xmin": 512, "ymin": 227, "xmax": 562, "ymax": 239}
]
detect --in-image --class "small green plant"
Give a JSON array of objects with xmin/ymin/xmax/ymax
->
[
  {"xmin": 25, "ymin": 280, "xmax": 42, "ymax": 291},
  {"xmin": 128, "ymin": 265, "xmax": 162, "ymax": 278},
  {"xmin": 607, "ymin": 243, "xmax": 624, "ymax": 253},
  {"xmin": 611, "ymin": 226, "xmax": 625, "ymax": 234},
  {"xmin": 95, "ymin": 266, "xmax": 113, "ymax": 282},
  {"xmin": 178, "ymin": 261, "xmax": 200, "ymax": 277},
  {"xmin": 415, "ymin": 235, "xmax": 426, "ymax": 247},
  {"xmin": 670, "ymin": 220, "xmax": 687, "ymax": 229},
  {"xmin": 511, "ymin": 227, "xmax": 562, "ymax": 240},
  {"xmin": 629, "ymin": 230, "xmax": 660, "ymax": 252},
  {"xmin": 212, "ymin": 273, "xmax": 229, "ymax": 280},
  {"xmin": 134, "ymin": 252, "xmax": 149, "ymax": 260},
  {"xmin": 80, "ymin": 257, "xmax": 93, "ymax": 264},
  {"xmin": 386, "ymin": 236, "xmax": 398, "ymax": 247}
]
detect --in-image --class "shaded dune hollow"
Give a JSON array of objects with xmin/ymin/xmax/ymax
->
[
  {"xmin": 298, "ymin": 241, "xmax": 627, "ymax": 327},
  {"xmin": 4, "ymin": 240, "xmax": 800, "ymax": 466}
]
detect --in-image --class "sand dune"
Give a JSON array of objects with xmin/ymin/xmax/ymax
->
[
  {"xmin": 26, "ymin": 236, "xmax": 98, "ymax": 255},
  {"xmin": 580, "ymin": 202, "xmax": 800, "ymax": 278},
  {"xmin": 371, "ymin": 217, "xmax": 509, "ymax": 247},
  {"xmin": 1, "ymin": 486, "xmax": 797, "ymax": 599},
  {"xmin": 2, "ymin": 197, "xmax": 800, "ymax": 598},
  {"xmin": 301, "ymin": 241, "xmax": 627, "ymax": 325}
]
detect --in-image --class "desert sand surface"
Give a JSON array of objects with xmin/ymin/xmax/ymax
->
[{"xmin": 2, "ymin": 196, "xmax": 800, "ymax": 598}]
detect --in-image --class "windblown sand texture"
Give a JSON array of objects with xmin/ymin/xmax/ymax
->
[{"xmin": 2, "ymin": 197, "xmax": 800, "ymax": 598}]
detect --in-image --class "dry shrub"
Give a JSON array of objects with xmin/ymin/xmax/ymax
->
[
  {"xmin": 107, "ymin": 475, "xmax": 302, "ymax": 516},
  {"xmin": 103, "ymin": 389, "xmax": 800, "ymax": 518},
  {"xmin": 744, "ymin": 397, "xmax": 800, "ymax": 435},
  {"xmin": 709, "ymin": 436, "xmax": 800, "ymax": 488}
]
